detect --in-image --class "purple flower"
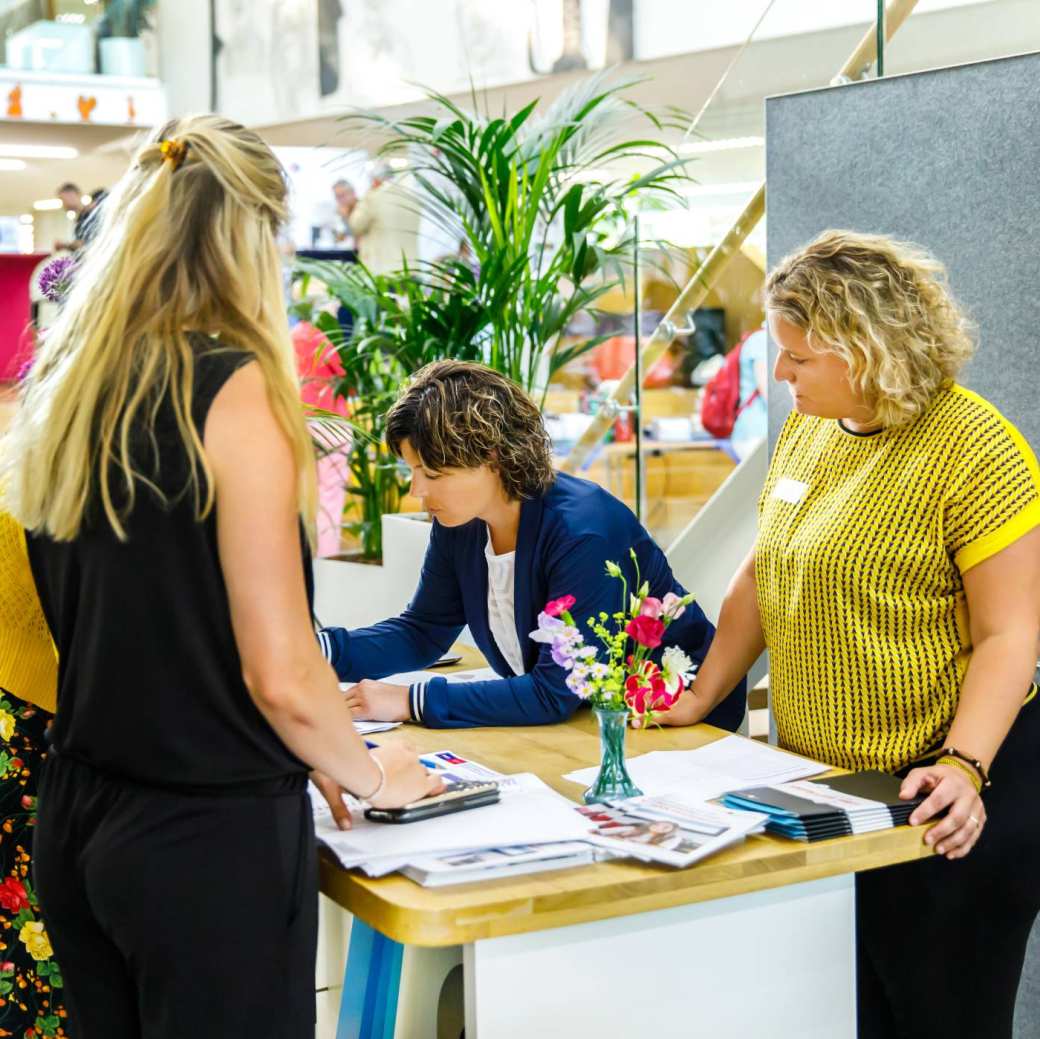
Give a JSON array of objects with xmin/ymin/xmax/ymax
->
[
  {"xmin": 530, "ymin": 611, "xmax": 565, "ymax": 644},
  {"xmin": 566, "ymin": 663, "xmax": 593, "ymax": 698},
  {"xmin": 39, "ymin": 256, "xmax": 76, "ymax": 304},
  {"xmin": 551, "ymin": 638, "xmax": 577, "ymax": 669}
]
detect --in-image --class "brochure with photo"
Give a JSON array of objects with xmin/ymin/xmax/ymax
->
[{"xmin": 577, "ymin": 797, "xmax": 767, "ymax": 868}]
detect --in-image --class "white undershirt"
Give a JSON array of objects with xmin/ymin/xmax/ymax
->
[{"xmin": 485, "ymin": 528, "xmax": 525, "ymax": 677}]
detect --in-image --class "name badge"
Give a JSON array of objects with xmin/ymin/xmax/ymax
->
[{"xmin": 773, "ymin": 477, "xmax": 809, "ymax": 504}]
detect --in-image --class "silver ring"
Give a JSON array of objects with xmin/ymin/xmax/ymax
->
[{"xmin": 968, "ymin": 814, "xmax": 980, "ymax": 828}]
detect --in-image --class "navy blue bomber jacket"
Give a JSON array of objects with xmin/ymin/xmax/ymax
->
[{"xmin": 319, "ymin": 472, "xmax": 746, "ymax": 730}]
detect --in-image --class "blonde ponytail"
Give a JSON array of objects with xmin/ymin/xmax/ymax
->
[{"xmin": 2, "ymin": 115, "xmax": 316, "ymax": 543}]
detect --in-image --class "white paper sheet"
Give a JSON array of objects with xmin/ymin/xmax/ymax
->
[
  {"xmin": 354, "ymin": 720, "xmax": 401, "ymax": 736},
  {"xmin": 563, "ymin": 735, "xmax": 828, "ymax": 799},
  {"xmin": 340, "ymin": 667, "xmax": 500, "ymax": 694}
]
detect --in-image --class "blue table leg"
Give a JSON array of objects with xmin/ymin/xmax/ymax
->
[{"xmin": 336, "ymin": 918, "xmax": 404, "ymax": 1039}]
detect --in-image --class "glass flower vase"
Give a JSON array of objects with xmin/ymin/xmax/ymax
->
[{"xmin": 583, "ymin": 707, "xmax": 643, "ymax": 805}]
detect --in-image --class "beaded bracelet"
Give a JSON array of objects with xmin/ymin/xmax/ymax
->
[{"xmin": 936, "ymin": 755, "xmax": 983, "ymax": 794}]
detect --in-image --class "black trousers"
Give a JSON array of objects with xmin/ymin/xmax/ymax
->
[
  {"xmin": 34, "ymin": 755, "xmax": 317, "ymax": 1039},
  {"xmin": 857, "ymin": 696, "xmax": 1040, "ymax": 1038}
]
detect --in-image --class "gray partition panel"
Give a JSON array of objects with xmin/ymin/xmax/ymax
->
[
  {"xmin": 765, "ymin": 49, "xmax": 1040, "ymax": 450},
  {"xmin": 765, "ymin": 51, "xmax": 1040, "ymax": 1034}
]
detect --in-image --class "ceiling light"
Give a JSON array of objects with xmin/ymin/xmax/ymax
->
[
  {"xmin": 33, "ymin": 198, "xmax": 63, "ymax": 211},
  {"xmin": 19, "ymin": 215, "xmax": 34, "ymax": 225},
  {"xmin": 679, "ymin": 136, "xmax": 764, "ymax": 156},
  {"xmin": 0, "ymin": 144, "xmax": 79, "ymax": 160},
  {"xmin": 0, "ymin": 159, "xmax": 27, "ymax": 171}
]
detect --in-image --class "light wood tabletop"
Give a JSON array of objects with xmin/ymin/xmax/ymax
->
[{"xmin": 320, "ymin": 649, "xmax": 933, "ymax": 947}]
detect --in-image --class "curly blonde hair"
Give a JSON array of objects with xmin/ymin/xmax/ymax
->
[
  {"xmin": 765, "ymin": 230, "xmax": 976, "ymax": 428},
  {"xmin": 385, "ymin": 361, "xmax": 555, "ymax": 500}
]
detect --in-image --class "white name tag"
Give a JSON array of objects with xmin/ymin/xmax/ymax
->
[{"xmin": 773, "ymin": 477, "xmax": 810, "ymax": 504}]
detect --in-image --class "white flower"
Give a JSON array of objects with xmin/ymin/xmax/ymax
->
[{"xmin": 661, "ymin": 646, "xmax": 694, "ymax": 694}]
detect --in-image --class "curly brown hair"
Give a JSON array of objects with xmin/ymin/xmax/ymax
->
[
  {"xmin": 766, "ymin": 230, "xmax": 976, "ymax": 428},
  {"xmin": 385, "ymin": 361, "xmax": 555, "ymax": 500}
]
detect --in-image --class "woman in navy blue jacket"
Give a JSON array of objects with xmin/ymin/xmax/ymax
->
[{"xmin": 319, "ymin": 361, "xmax": 746, "ymax": 731}]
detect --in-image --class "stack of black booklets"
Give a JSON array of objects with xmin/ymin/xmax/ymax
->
[{"xmin": 720, "ymin": 770, "xmax": 924, "ymax": 842}]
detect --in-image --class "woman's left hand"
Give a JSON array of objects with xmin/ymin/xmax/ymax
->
[
  {"xmin": 901, "ymin": 764, "xmax": 986, "ymax": 860},
  {"xmin": 343, "ymin": 680, "xmax": 411, "ymax": 722}
]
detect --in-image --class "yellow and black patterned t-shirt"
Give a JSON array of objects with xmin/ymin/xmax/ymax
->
[{"xmin": 757, "ymin": 384, "xmax": 1040, "ymax": 772}]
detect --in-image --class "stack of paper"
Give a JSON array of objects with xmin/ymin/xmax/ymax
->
[
  {"xmin": 314, "ymin": 771, "xmax": 593, "ymax": 877},
  {"xmin": 721, "ymin": 771, "xmax": 924, "ymax": 841},
  {"xmin": 401, "ymin": 842, "xmax": 599, "ymax": 887}
]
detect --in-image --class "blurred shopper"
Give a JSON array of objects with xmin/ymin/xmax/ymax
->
[
  {"xmin": 331, "ymin": 178, "xmax": 357, "ymax": 245},
  {"xmin": 350, "ymin": 165, "xmax": 420, "ymax": 274}
]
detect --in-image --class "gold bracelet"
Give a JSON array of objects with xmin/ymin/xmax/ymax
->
[{"xmin": 936, "ymin": 755, "xmax": 982, "ymax": 793}]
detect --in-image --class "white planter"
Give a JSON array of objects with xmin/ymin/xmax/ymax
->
[
  {"xmin": 312, "ymin": 513, "xmax": 432, "ymax": 630},
  {"xmin": 99, "ymin": 37, "xmax": 147, "ymax": 78}
]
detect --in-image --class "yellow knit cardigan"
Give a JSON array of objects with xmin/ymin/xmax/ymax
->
[{"xmin": 0, "ymin": 510, "xmax": 57, "ymax": 713}]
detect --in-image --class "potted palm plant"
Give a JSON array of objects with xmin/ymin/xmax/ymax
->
[
  {"xmin": 97, "ymin": 0, "xmax": 157, "ymax": 77},
  {"xmin": 294, "ymin": 73, "xmax": 691, "ymax": 560}
]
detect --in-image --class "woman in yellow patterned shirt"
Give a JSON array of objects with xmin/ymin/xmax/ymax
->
[{"xmin": 660, "ymin": 230, "xmax": 1040, "ymax": 1039}]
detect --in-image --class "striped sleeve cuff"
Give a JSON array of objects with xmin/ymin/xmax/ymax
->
[
  {"xmin": 409, "ymin": 681, "xmax": 427, "ymax": 724},
  {"xmin": 317, "ymin": 629, "xmax": 333, "ymax": 663}
]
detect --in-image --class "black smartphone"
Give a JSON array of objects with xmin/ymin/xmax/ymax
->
[
  {"xmin": 429, "ymin": 653, "xmax": 463, "ymax": 668},
  {"xmin": 364, "ymin": 780, "xmax": 500, "ymax": 824}
]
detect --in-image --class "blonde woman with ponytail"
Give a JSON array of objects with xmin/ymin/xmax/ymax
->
[{"xmin": 3, "ymin": 115, "xmax": 438, "ymax": 1039}]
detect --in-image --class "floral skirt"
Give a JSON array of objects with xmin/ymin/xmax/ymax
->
[{"xmin": 0, "ymin": 692, "xmax": 68, "ymax": 1038}]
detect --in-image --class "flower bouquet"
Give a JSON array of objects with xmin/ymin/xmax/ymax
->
[{"xmin": 531, "ymin": 550, "xmax": 696, "ymax": 804}]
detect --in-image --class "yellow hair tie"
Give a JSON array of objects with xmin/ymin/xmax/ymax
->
[{"xmin": 159, "ymin": 138, "xmax": 188, "ymax": 170}]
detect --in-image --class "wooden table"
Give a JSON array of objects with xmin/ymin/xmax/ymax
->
[{"xmin": 321, "ymin": 652, "xmax": 932, "ymax": 1039}]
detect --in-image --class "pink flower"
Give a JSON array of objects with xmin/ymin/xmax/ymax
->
[
  {"xmin": 624, "ymin": 671, "xmax": 678, "ymax": 715},
  {"xmin": 625, "ymin": 615, "xmax": 665, "ymax": 649},
  {"xmin": 544, "ymin": 595, "xmax": 576, "ymax": 617},
  {"xmin": 638, "ymin": 597, "xmax": 664, "ymax": 619},
  {"xmin": 662, "ymin": 593, "xmax": 686, "ymax": 620}
]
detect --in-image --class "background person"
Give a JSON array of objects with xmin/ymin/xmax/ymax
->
[
  {"xmin": 331, "ymin": 177, "xmax": 357, "ymax": 244},
  {"xmin": 657, "ymin": 230, "xmax": 1040, "ymax": 1039},
  {"xmin": 318, "ymin": 360, "xmax": 747, "ymax": 731},
  {"xmin": 4, "ymin": 115, "xmax": 437, "ymax": 1039},
  {"xmin": 348, "ymin": 164, "xmax": 420, "ymax": 274},
  {"xmin": 53, "ymin": 183, "xmax": 106, "ymax": 254}
]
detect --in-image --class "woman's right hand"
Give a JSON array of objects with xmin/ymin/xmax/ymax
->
[
  {"xmin": 644, "ymin": 682, "xmax": 712, "ymax": 728},
  {"xmin": 368, "ymin": 742, "xmax": 443, "ymax": 809}
]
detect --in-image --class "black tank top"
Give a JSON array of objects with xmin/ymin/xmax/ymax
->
[{"xmin": 27, "ymin": 342, "xmax": 310, "ymax": 793}]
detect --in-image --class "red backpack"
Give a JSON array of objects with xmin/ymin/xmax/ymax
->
[{"xmin": 699, "ymin": 332, "xmax": 761, "ymax": 438}]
